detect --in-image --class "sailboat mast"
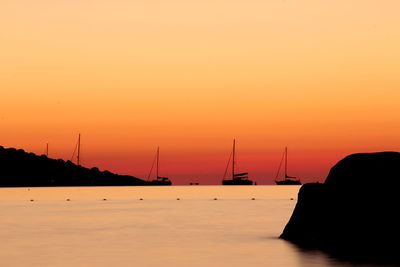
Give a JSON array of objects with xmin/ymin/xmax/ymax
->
[
  {"xmin": 77, "ymin": 134, "xmax": 81, "ymax": 166},
  {"xmin": 284, "ymin": 147, "xmax": 288, "ymax": 179},
  {"xmin": 156, "ymin": 147, "xmax": 159, "ymax": 178},
  {"xmin": 232, "ymin": 139, "xmax": 236, "ymax": 179}
]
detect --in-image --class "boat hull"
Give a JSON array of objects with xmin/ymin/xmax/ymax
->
[
  {"xmin": 222, "ymin": 179, "xmax": 254, "ymax": 185},
  {"xmin": 147, "ymin": 180, "xmax": 172, "ymax": 186},
  {"xmin": 275, "ymin": 179, "xmax": 301, "ymax": 185}
]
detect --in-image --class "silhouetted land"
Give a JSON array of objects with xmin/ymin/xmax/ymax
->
[
  {"xmin": 281, "ymin": 152, "xmax": 400, "ymax": 264},
  {"xmin": 0, "ymin": 146, "xmax": 147, "ymax": 186}
]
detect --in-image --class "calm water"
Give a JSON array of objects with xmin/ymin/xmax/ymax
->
[{"xmin": 0, "ymin": 186, "xmax": 383, "ymax": 266}]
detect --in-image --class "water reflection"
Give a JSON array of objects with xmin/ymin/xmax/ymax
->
[{"xmin": 292, "ymin": 242, "xmax": 398, "ymax": 267}]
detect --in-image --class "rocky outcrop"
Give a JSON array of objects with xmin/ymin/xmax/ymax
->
[
  {"xmin": 280, "ymin": 152, "xmax": 400, "ymax": 263},
  {"xmin": 0, "ymin": 145, "xmax": 147, "ymax": 186}
]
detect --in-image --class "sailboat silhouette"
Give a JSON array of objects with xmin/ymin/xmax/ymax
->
[
  {"xmin": 71, "ymin": 133, "xmax": 81, "ymax": 165},
  {"xmin": 147, "ymin": 147, "xmax": 172, "ymax": 185},
  {"xmin": 222, "ymin": 139, "xmax": 254, "ymax": 185},
  {"xmin": 275, "ymin": 147, "xmax": 301, "ymax": 185}
]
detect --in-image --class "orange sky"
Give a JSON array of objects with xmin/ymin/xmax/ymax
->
[{"xmin": 1, "ymin": 0, "xmax": 400, "ymax": 184}]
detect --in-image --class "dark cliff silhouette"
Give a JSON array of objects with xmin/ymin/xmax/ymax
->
[
  {"xmin": 280, "ymin": 152, "xmax": 400, "ymax": 263},
  {"xmin": 0, "ymin": 145, "xmax": 147, "ymax": 186}
]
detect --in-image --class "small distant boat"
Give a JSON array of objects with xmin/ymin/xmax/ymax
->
[
  {"xmin": 146, "ymin": 147, "xmax": 172, "ymax": 186},
  {"xmin": 275, "ymin": 147, "xmax": 301, "ymax": 185},
  {"xmin": 222, "ymin": 139, "xmax": 254, "ymax": 185}
]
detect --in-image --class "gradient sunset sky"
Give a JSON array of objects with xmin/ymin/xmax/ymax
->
[{"xmin": 1, "ymin": 0, "xmax": 400, "ymax": 184}]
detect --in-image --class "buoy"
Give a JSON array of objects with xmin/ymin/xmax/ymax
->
[
  {"xmin": 176, "ymin": 198, "xmax": 180, "ymax": 200},
  {"xmin": 213, "ymin": 198, "xmax": 218, "ymax": 200},
  {"xmin": 139, "ymin": 198, "xmax": 143, "ymax": 200},
  {"xmin": 66, "ymin": 199, "xmax": 70, "ymax": 201},
  {"xmin": 30, "ymin": 199, "xmax": 34, "ymax": 202},
  {"xmin": 251, "ymin": 198, "xmax": 256, "ymax": 200},
  {"xmin": 102, "ymin": 198, "xmax": 107, "ymax": 201}
]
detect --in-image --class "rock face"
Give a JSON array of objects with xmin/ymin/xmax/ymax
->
[{"xmin": 280, "ymin": 152, "xmax": 400, "ymax": 263}]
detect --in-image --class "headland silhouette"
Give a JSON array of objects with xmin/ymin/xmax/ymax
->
[{"xmin": 0, "ymin": 146, "xmax": 147, "ymax": 186}]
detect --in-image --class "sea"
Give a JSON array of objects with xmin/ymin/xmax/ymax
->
[{"xmin": 0, "ymin": 186, "xmax": 387, "ymax": 267}]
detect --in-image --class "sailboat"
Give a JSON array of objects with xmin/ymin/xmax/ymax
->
[
  {"xmin": 71, "ymin": 133, "xmax": 82, "ymax": 165},
  {"xmin": 146, "ymin": 147, "xmax": 172, "ymax": 186},
  {"xmin": 44, "ymin": 142, "xmax": 49, "ymax": 157},
  {"xmin": 222, "ymin": 139, "xmax": 254, "ymax": 185},
  {"xmin": 275, "ymin": 147, "xmax": 301, "ymax": 185}
]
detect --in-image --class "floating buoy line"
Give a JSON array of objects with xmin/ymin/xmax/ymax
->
[{"xmin": 25, "ymin": 197, "xmax": 277, "ymax": 202}]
